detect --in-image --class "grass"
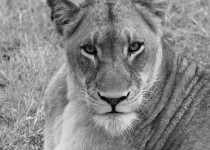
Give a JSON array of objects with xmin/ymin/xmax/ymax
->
[{"xmin": 0, "ymin": 0, "xmax": 209, "ymax": 149}]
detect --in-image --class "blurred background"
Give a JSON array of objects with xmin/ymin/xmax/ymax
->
[{"xmin": 0, "ymin": 0, "xmax": 209, "ymax": 149}]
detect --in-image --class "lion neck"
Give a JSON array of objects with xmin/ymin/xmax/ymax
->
[
  {"xmin": 132, "ymin": 43, "xmax": 209, "ymax": 150},
  {"xmin": 59, "ymin": 43, "xmax": 209, "ymax": 150}
]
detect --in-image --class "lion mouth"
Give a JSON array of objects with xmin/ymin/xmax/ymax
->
[
  {"xmin": 95, "ymin": 111, "xmax": 127, "ymax": 118},
  {"xmin": 103, "ymin": 111, "xmax": 125, "ymax": 115}
]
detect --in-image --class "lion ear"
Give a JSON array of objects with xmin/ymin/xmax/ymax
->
[
  {"xmin": 47, "ymin": 0, "xmax": 81, "ymax": 35},
  {"xmin": 133, "ymin": 0, "xmax": 170, "ymax": 24},
  {"xmin": 151, "ymin": 0, "xmax": 170, "ymax": 23}
]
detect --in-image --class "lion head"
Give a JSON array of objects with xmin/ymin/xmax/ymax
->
[{"xmin": 47, "ymin": 0, "xmax": 170, "ymax": 136}]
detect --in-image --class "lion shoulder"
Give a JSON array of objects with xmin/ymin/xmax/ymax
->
[
  {"xmin": 44, "ymin": 64, "xmax": 68, "ymax": 119},
  {"xmin": 44, "ymin": 64, "xmax": 69, "ymax": 150}
]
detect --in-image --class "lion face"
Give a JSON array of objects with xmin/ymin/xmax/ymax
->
[{"xmin": 48, "ymin": 0, "xmax": 168, "ymax": 136}]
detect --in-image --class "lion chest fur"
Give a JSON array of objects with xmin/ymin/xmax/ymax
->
[{"xmin": 44, "ymin": 54, "xmax": 210, "ymax": 150}]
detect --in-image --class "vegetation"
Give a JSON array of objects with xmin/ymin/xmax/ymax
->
[{"xmin": 0, "ymin": 0, "xmax": 209, "ymax": 149}]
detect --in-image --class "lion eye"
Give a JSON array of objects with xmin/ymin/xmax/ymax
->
[
  {"xmin": 128, "ymin": 42, "xmax": 144, "ymax": 53},
  {"xmin": 82, "ymin": 45, "xmax": 97, "ymax": 55}
]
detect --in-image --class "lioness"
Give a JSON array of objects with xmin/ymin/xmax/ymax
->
[{"xmin": 44, "ymin": 0, "xmax": 210, "ymax": 150}]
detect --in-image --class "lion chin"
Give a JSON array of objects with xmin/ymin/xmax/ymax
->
[{"xmin": 93, "ymin": 112, "xmax": 138, "ymax": 136}]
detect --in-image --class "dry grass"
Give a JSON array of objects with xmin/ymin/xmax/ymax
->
[
  {"xmin": 0, "ymin": 0, "xmax": 209, "ymax": 149},
  {"xmin": 168, "ymin": 0, "xmax": 210, "ymax": 67}
]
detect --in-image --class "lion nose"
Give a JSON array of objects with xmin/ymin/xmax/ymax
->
[{"xmin": 98, "ymin": 92, "xmax": 129, "ymax": 108}]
